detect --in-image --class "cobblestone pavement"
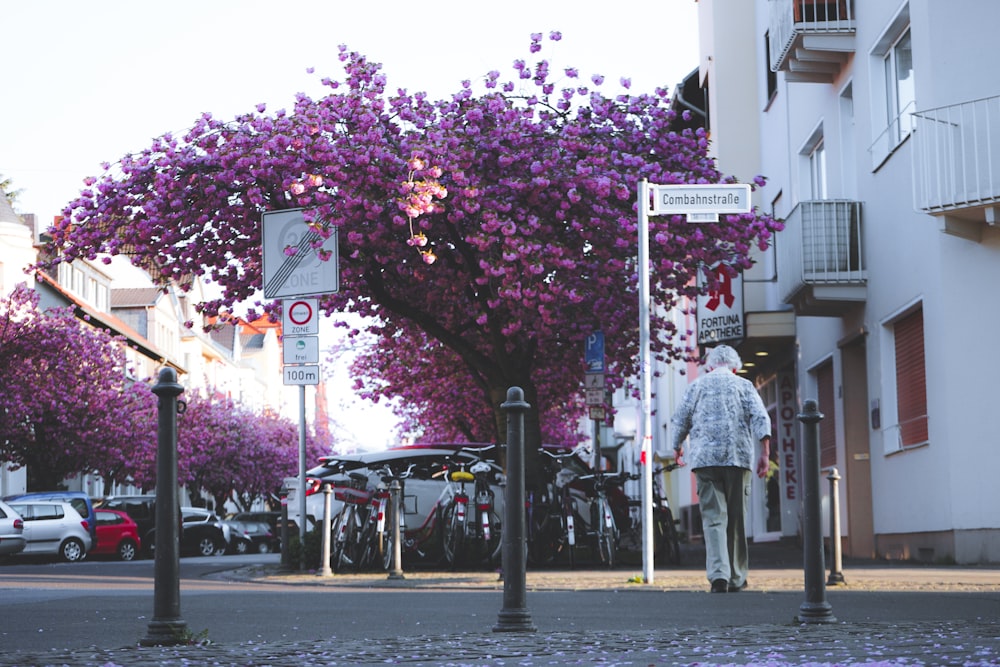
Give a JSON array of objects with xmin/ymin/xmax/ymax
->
[
  {"xmin": 3, "ymin": 549, "xmax": 999, "ymax": 667},
  {"xmin": 4, "ymin": 620, "xmax": 1000, "ymax": 666}
]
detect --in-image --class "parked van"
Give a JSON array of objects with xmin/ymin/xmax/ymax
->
[{"xmin": 4, "ymin": 491, "xmax": 98, "ymax": 549}]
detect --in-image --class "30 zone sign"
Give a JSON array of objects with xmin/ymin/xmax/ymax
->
[{"xmin": 283, "ymin": 365, "xmax": 320, "ymax": 386}]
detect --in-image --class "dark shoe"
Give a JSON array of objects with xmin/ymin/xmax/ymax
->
[
  {"xmin": 728, "ymin": 581, "xmax": 748, "ymax": 592},
  {"xmin": 711, "ymin": 579, "xmax": 728, "ymax": 593}
]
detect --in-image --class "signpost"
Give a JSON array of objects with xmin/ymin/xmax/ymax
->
[
  {"xmin": 584, "ymin": 331, "xmax": 606, "ymax": 472},
  {"xmin": 650, "ymin": 183, "xmax": 751, "ymax": 217},
  {"xmin": 637, "ymin": 180, "xmax": 752, "ymax": 584}
]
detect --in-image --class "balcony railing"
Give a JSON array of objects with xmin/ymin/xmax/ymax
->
[
  {"xmin": 912, "ymin": 95, "xmax": 1000, "ymax": 229},
  {"xmin": 769, "ymin": 0, "xmax": 856, "ymax": 84},
  {"xmin": 777, "ymin": 200, "xmax": 866, "ymax": 315}
]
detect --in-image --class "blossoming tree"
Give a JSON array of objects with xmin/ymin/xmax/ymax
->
[
  {"xmin": 41, "ymin": 33, "xmax": 781, "ymax": 483},
  {"xmin": 0, "ymin": 284, "xmax": 154, "ymax": 489}
]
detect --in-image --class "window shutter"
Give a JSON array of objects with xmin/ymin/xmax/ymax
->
[{"xmin": 895, "ymin": 308, "xmax": 928, "ymax": 446}]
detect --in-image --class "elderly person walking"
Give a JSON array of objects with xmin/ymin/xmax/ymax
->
[{"xmin": 671, "ymin": 345, "xmax": 772, "ymax": 593}]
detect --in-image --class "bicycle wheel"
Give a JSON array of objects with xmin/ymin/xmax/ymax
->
[
  {"xmin": 594, "ymin": 500, "xmax": 616, "ymax": 568},
  {"xmin": 333, "ymin": 506, "xmax": 359, "ymax": 573},
  {"xmin": 476, "ymin": 508, "xmax": 502, "ymax": 566},
  {"xmin": 441, "ymin": 502, "xmax": 466, "ymax": 568},
  {"xmin": 528, "ymin": 505, "xmax": 563, "ymax": 566},
  {"xmin": 656, "ymin": 507, "xmax": 682, "ymax": 567}
]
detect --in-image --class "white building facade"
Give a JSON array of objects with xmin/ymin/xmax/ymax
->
[{"xmin": 684, "ymin": 0, "xmax": 1000, "ymax": 563}]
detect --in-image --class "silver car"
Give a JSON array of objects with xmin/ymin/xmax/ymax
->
[
  {"xmin": 6, "ymin": 500, "xmax": 93, "ymax": 562},
  {"xmin": 0, "ymin": 499, "xmax": 27, "ymax": 557}
]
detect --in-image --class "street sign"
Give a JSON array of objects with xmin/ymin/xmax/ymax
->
[
  {"xmin": 589, "ymin": 406, "xmax": 606, "ymax": 421},
  {"xmin": 584, "ymin": 373, "xmax": 605, "ymax": 389},
  {"xmin": 282, "ymin": 299, "xmax": 319, "ymax": 336},
  {"xmin": 651, "ymin": 183, "xmax": 752, "ymax": 215},
  {"xmin": 283, "ymin": 365, "xmax": 320, "ymax": 386},
  {"xmin": 283, "ymin": 336, "xmax": 320, "ymax": 365},
  {"xmin": 262, "ymin": 209, "xmax": 339, "ymax": 299},
  {"xmin": 584, "ymin": 331, "xmax": 605, "ymax": 373},
  {"xmin": 586, "ymin": 388, "xmax": 605, "ymax": 406}
]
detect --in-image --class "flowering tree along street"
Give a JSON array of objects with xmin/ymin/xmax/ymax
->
[
  {"xmin": 41, "ymin": 33, "xmax": 781, "ymax": 480},
  {"xmin": 0, "ymin": 284, "xmax": 154, "ymax": 489},
  {"xmin": 0, "ymin": 284, "xmax": 320, "ymax": 503}
]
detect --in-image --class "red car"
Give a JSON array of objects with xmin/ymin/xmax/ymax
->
[{"xmin": 91, "ymin": 508, "xmax": 141, "ymax": 561}]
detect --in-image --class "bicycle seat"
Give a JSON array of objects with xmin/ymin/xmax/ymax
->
[{"xmin": 450, "ymin": 470, "xmax": 475, "ymax": 483}]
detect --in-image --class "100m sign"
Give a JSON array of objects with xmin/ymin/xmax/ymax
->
[{"xmin": 283, "ymin": 365, "xmax": 320, "ymax": 386}]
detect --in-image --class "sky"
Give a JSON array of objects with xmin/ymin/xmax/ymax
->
[{"xmin": 1, "ymin": 0, "xmax": 701, "ymax": 448}]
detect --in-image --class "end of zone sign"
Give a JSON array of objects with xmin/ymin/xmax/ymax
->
[{"xmin": 282, "ymin": 299, "xmax": 319, "ymax": 336}]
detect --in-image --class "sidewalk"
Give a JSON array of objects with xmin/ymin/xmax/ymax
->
[{"xmin": 3, "ymin": 540, "xmax": 1000, "ymax": 667}]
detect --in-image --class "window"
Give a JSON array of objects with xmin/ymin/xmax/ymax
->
[
  {"xmin": 809, "ymin": 139, "xmax": 828, "ymax": 200},
  {"xmin": 884, "ymin": 29, "xmax": 914, "ymax": 146},
  {"xmin": 764, "ymin": 31, "xmax": 778, "ymax": 105},
  {"xmin": 893, "ymin": 307, "xmax": 928, "ymax": 448},
  {"xmin": 869, "ymin": 4, "xmax": 913, "ymax": 167}
]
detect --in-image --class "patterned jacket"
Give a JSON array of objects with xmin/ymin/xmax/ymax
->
[{"xmin": 670, "ymin": 368, "xmax": 771, "ymax": 470}]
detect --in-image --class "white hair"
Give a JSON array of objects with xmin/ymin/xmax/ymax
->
[{"xmin": 705, "ymin": 344, "xmax": 743, "ymax": 372}]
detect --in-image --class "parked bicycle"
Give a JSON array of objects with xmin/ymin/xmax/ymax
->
[
  {"xmin": 616, "ymin": 464, "xmax": 683, "ymax": 567},
  {"xmin": 439, "ymin": 446, "xmax": 503, "ymax": 569},
  {"xmin": 528, "ymin": 449, "xmax": 581, "ymax": 568},
  {"xmin": 328, "ymin": 470, "xmax": 372, "ymax": 573},
  {"xmin": 358, "ymin": 462, "xmax": 416, "ymax": 571},
  {"xmin": 574, "ymin": 469, "xmax": 631, "ymax": 568}
]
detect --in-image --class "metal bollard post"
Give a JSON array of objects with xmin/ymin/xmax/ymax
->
[
  {"xmin": 493, "ymin": 387, "xmax": 537, "ymax": 633},
  {"xmin": 797, "ymin": 399, "xmax": 837, "ymax": 624},
  {"xmin": 319, "ymin": 484, "xmax": 333, "ymax": 577},
  {"xmin": 141, "ymin": 368, "xmax": 189, "ymax": 646},
  {"xmin": 388, "ymin": 479, "xmax": 405, "ymax": 580},
  {"xmin": 280, "ymin": 493, "xmax": 291, "ymax": 571},
  {"xmin": 827, "ymin": 468, "xmax": 846, "ymax": 585}
]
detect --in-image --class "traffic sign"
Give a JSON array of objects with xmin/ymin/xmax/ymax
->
[
  {"xmin": 586, "ymin": 388, "xmax": 605, "ymax": 406},
  {"xmin": 282, "ymin": 298, "xmax": 319, "ymax": 336},
  {"xmin": 262, "ymin": 209, "xmax": 339, "ymax": 299},
  {"xmin": 589, "ymin": 406, "xmax": 606, "ymax": 421},
  {"xmin": 584, "ymin": 373, "xmax": 605, "ymax": 389},
  {"xmin": 283, "ymin": 365, "xmax": 320, "ymax": 385},
  {"xmin": 651, "ymin": 184, "xmax": 751, "ymax": 215},
  {"xmin": 283, "ymin": 336, "xmax": 320, "ymax": 365},
  {"xmin": 585, "ymin": 331, "xmax": 605, "ymax": 373}
]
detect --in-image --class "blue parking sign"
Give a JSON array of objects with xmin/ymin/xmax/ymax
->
[{"xmin": 585, "ymin": 331, "xmax": 605, "ymax": 373}]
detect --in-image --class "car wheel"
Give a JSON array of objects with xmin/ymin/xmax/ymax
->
[
  {"xmin": 60, "ymin": 538, "xmax": 86, "ymax": 562},
  {"xmin": 117, "ymin": 539, "xmax": 138, "ymax": 562},
  {"xmin": 257, "ymin": 542, "xmax": 270, "ymax": 554},
  {"xmin": 197, "ymin": 536, "xmax": 219, "ymax": 557},
  {"xmin": 235, "ymin": 540, "xmax": 249, "ymax": 555}
]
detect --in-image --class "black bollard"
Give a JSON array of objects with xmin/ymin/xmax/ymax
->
[
  {"xmin": 493, "ymin": 387, "xmax": 537, "ymax": 633},
  {"xmin": 141, "ymin": 368, "xmax": 189, "ymax": 646},
  {"xmin": 797, "ymin": 399, "xmax": 837, "ymax": 624}
]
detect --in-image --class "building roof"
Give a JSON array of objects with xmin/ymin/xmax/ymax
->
[
  {"xmin": 111, "ymin": 287, "xmax": 164, "ymax": 308},
  {"xmin": 0, "ymin": 193, "xmax": 24, "ymax": 226}
]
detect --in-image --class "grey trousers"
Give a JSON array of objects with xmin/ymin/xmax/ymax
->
[{"xmin": 695, "ymin": 466, "xmax": 751, "ymax": 587}]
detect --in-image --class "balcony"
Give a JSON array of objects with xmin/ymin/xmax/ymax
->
[
  {"xmin": 769, "ymin": 0, "xmax": 856, "ymax": 84},
  {"xmin": 776, "ymin": 200, "xmax": 866, "ymax": 316},
  {"xmin": 912, "ymin": 95, "xmax": 1000, "ymax": 241}
]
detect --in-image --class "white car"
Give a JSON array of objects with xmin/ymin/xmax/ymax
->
[
  {"xmin": 5, "ymin": 500, "xmax": 93, "ymax": 562},
  {"xmin": 283, "ymin": 446, "xmax": 505, "ymax": 562},
  {"xmin": 0, "ymin": 499, "xmax": 27, "ymax": 557}
]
